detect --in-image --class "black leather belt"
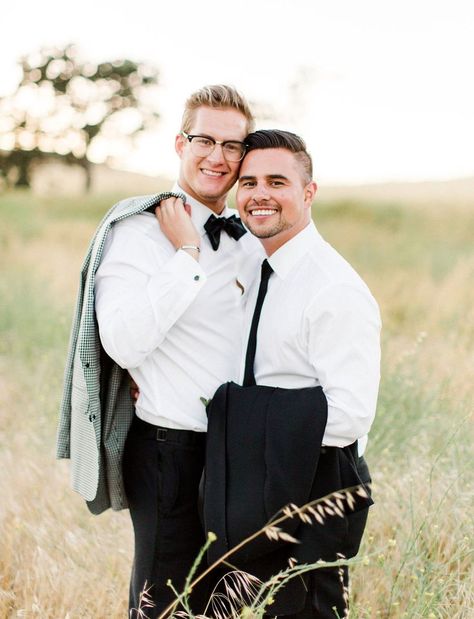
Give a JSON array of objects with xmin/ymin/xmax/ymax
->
[{"xmin": 131, "ymin": 414, "xmax": 204, "ymax": 446}]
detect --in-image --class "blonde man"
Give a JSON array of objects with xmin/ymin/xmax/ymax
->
[{"xmin": 57, "ymin": 85, "xmax": 262, "ymax": 617}]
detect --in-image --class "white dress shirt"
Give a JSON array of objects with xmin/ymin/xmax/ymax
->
[
  {"xmin": 240, "ymin": 222, "xmax": 381, "ymax": 454},
  {"xmin": 95, "ymin": 185, "xmax": 263, "ymax": 431}
]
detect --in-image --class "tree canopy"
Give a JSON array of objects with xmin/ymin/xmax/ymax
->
[{"xmin": 0, "ymin": 45, "xmax": 160, "ymax": 189}]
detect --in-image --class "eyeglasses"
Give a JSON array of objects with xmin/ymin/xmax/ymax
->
[{"xmin": 181, "ymin": 131, "xmax": 247, "ymax": 162}]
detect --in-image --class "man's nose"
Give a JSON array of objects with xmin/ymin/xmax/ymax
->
[
  {"xmin": 205, "ymin": 143, "xmax": 226, "ymax": 164},
  {"xmin": 251, "ymin": 188, "xmax": 271, "ymax": 203}
]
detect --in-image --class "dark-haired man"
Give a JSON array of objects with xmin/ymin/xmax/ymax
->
[{"xmin": 231, "ymin": 129, "xmax": 381, "ymax": 618}]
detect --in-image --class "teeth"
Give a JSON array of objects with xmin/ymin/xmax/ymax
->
[
  {"xmin": 202, "ymin": 169, "xmax": 224, "ymax": 177},
  {"xmin": 251, "ymin": 209, "xmax": 277, "ymax": 216}
]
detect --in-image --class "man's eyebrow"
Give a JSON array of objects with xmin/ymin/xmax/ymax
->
[
  {"xmin": 267, "ymin": 174, "xmax": 289, "ymax": 181},
  {"xmin": 238, "ymin": 174, "xmax": 289, "ymax": 182},
  {"xmin": 192, "ymin": 133, "xmax": 214, "ymax": 139},
  {"xmin": 238, "ymin": 175, "xmax": 256, "ymax": 182}
]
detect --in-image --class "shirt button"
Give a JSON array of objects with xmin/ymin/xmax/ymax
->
[{"xmin": 194, "ymin": 275, "xmax": 200, "ymax": 281}]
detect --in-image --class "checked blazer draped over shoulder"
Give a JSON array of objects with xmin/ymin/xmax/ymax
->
[{"xmin": 56, "ymin": 191, "xmax": 185, "ymax": 515}]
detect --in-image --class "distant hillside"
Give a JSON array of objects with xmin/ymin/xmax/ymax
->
[
  {"xmin": 30, "ymin": 161, "xmax": 169, "ymax": 196},
  {"xmin": 319, "ymin": 176, "xmax": 474, "ymax": 209},
  {"xmin": 30, "ymin": 161, "xmax": 474, "ymax": 208}
]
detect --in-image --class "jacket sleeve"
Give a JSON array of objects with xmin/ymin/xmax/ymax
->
[{"xmin": 56, "ymin": 246, "xmax": 92, "ymax": 459}]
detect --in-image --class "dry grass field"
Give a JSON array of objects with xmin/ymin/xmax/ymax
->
[{"xmin": 0, "ymin": 181, "xmax": 473, "ymax": 618}]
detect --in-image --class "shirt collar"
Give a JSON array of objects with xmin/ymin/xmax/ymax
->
[
  {"xmin": 267, "ymin": 222, "xmax": 323, "ymax": 280},
  {"xmin": 173, "ymin": 182, "xmax": 233, "ymax": 237}
]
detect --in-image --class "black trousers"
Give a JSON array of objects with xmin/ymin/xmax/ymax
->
[
  {"xmin": 122, "ymin": 415, "xmax": 210, "ymax": 619},
  {"xmin": 274, "ymin": 457, "xmax": 371, "ymax": 619},
  {"xmin": 274, "ymin": 566, "xmax": 350, "ymax": 619}
]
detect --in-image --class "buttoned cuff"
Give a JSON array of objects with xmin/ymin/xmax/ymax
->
[
  {"xmin": 146, "ymin": 248, "xmax": 207, "ymax": 331},
  {"xmin": 175, "ymin": 248, "xmax": 207, "ymax": 283}
]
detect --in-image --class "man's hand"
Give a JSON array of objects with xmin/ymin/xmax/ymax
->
[
  {"xmin": 129, "ymin": 376, "xmax": 139, "ymax": 403},
  {"xmin": 154, "ymin": 196, "xmax": 200, "ymax": 259}
]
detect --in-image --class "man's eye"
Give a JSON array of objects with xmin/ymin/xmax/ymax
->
[
  {"xmin": 224, "ymin": 143, "xmax": 240, "ymax": 153},
  {"xmin": 194, "ymin": 137, "xmax": 213, "ymax": 147}
]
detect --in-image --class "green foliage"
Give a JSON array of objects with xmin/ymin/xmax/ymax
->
[
  {"xmin": 0, "ymin": 268, "xmax": 68, "ymax": 367},
  {"xmin": 1, "ymin": 190, "xmax": 473, "ymax": 617},
  {"xmin": 0, "ymin": 44, "xmax": 160, "ymax": 189}
]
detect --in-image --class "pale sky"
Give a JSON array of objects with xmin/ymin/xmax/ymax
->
[{"xmin": 2, "ymin": 0, "xmax": 473, "ymax": 184}]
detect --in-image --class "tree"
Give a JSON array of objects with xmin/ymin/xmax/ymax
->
[{"xmin": 0, "ymin": 44, "xmax": 160, "ymax": 190}]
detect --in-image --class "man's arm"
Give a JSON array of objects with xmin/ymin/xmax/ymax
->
[
  {"xmin": 95, "ymin": 201, "xmax": 205, "ymax": 369},
  {"xmin": 154, "ymin": 196, "xmax": 201, "ymax": 258},
  {"xmin": 306, "ymin": 283, "xmax": 382, "ymax": 447}
]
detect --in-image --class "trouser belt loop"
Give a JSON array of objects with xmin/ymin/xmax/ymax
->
[
  {"xmin": 131, "ymin": 415, "xmax": 204, "ymax": 446},
  {"xmin": 156, "ymin": 428, "xmax": 167, "ymax": 442}
]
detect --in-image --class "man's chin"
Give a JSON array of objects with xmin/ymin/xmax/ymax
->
[
  {"xmin": 197, "ymin": 184, "xmax": 233, "ymax": 202},
  {"xmin": 246, "ymin": 225, "xmax": 280, "ymax": 239},
  {"xmin": 199, "ymin": 191, "xmax": 225, "ymax": 201}
]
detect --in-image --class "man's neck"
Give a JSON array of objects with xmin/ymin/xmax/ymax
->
[
  {"xmin": 176, "ymin": 183, "xmax": 227, "ymax": 215},
  {"xmin": 260, "ymin": 220, "xmax": 312, "ymax": 256}
]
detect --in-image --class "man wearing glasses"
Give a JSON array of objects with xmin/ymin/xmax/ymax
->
[{"xmin": 58, "ymin": 85, "xmax": 262, "ymax": 617}]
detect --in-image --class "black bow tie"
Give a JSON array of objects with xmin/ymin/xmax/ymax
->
[{"xmin": 204, "ymin": 214, "xmax": 247, "ymax": 250}]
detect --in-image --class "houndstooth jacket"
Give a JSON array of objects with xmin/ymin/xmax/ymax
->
[{"xmin": 56, "ymin": 191, "xmax": 185, "ymax": 515}]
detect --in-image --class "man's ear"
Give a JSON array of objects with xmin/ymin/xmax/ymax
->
[
  {"xmin": 304, "ymin": 181, "xmax": 318, "ymax": 207},
  {"xmin": 175, "ymin": 133, "xmax": 185, "ymax": 158}
]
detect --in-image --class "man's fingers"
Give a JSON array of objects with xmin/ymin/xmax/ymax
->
[
  {"xmin": 159, "ymin": 197, "xmax": 187, "ymax": 213},
  {"xmin": 157, "ymin": 202, "xmax": 191, "ymax": 227},
  {"xmin": 129, "ymin": 376, "xmax": 139, "ymax": 402},
  {"xmin": 152, "ymin": 196, "xmax": 199, "ymax": 251}
]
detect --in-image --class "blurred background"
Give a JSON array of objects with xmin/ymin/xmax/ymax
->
[
  {"xmin": 1, "ymin": 0, "xmax": 474, "ymax": 190},
  {"xmin": 0, "ymin": 1, "xmax": 473, "ymax": 617}
]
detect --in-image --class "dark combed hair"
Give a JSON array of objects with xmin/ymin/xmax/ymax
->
[{"xmin": 244, "ymin": 129, "xmax": 313, "ymax": 182}]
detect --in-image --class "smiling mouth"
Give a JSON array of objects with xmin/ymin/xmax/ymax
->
[
  {"xmin": 248, "ymin": 208, "xmax": 278, "ymax": 217},
  {"xmin": 201, "ymin": 168, "xmax": 225, "ymax": 178}
]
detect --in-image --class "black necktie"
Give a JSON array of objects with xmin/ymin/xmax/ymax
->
[
  {"xmin": 242, "ymin": 259, "xmax": 274, "ymax": 387},
  {"xmin": 204, "ymin": 214, "xmax": 247, "ymax": 250}
]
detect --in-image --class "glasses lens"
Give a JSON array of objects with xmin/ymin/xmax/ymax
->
[
  {"xmin": 190, "ymin": 136, "xmax": 214, "ymax": 157},
  {"xmin": 223, "ymin": 142, "xmax": 246, "ymax": 162},
  {"xmin": 188, "ymin": 136, "xmax": 245, "ymax": 161}
]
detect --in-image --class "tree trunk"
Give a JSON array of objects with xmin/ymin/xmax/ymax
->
[
  {"xmin": 83, "ymin": 160, "xmax": 92, "ymax": 192},
  {"xmin": 16, "ymin": 161, "xmax": 31, "ymax": 187}
]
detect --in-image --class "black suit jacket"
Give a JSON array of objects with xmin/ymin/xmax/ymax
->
[{"xmin": 203, "ymin": 381, "xmax": 373, "ymax": 614}]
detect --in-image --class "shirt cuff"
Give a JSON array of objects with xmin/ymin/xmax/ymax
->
[
  {"xmin": 146, "ymin": 248, "xmax": 207, "ymax": 329},
  {"xmin": 174, "ymin": 248, "xmax": 207, "ymax": 281}
]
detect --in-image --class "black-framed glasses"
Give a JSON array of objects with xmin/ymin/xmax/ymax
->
[{"xmin": 181, "ymin": 131, "xmax": 247, "ymax": 162}]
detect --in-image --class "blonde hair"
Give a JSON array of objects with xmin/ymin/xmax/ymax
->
[{"xmin": 181, "ymin": 85, "xmax": 255, "ymax": 134}]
